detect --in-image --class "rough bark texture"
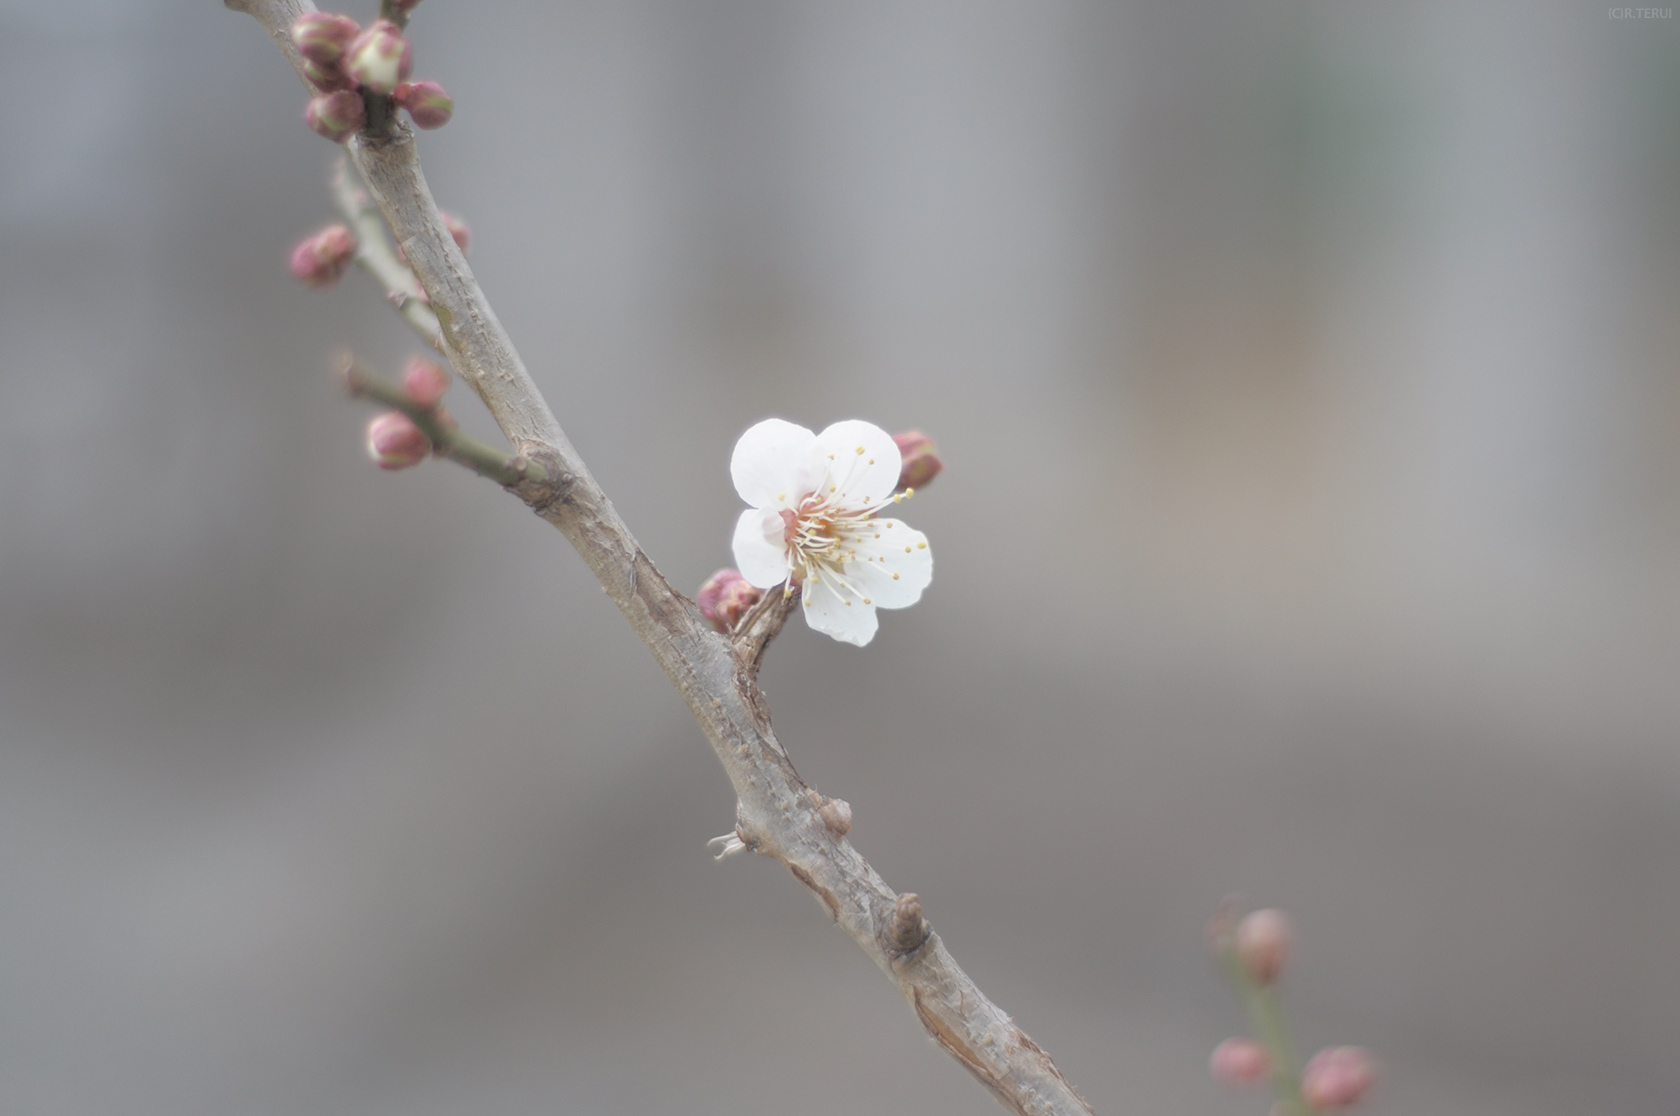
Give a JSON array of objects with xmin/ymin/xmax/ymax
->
[{"xmin": 228, "ymin": 4, "xmax": 1095, "ymax": 1112}]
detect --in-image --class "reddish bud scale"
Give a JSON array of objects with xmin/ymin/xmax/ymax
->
[
  {"xmin": 293, "ymin": 13, "xmax": 360, "ymax": 65},
  {"xmin": 1235, "ymin": 909, "xmax": 1292, "ymax": 986},
  {"xmin": 366, "ymin": 412, "xmax": 430, "ymax": 470},
  {"xmin": 697, "ymin": 568, "xmax": 762, "ymax": 632},
  {"xmin": 289, "ymin": 225, "xmax": 358, "ymax": 287},
  {"xmin": 304, "ymin": 89, "xmax": 366, "ymax": 143},
  {"xmin": 1301, "ymin": 1047, "xmax": 1376, "ymax": 1110},
  {"xmin": 892, "ymin": 430, "xmax": 943, "ymax": 491},
  {"xmin": 1208, "ymin": 1039, "xmax": 1270, "ymax": 1087},
  {"xmin": 394, "ymin": 80, "xmax": 454, "ymax": 129},
  {"xmin": 401, "ymin": 357, "xmax": 451, "ymax": 407}
]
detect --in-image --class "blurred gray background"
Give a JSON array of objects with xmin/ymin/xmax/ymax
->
[{"xmin": 2, "ymin": 1, "xmax": 1677, "ymax": 1113}]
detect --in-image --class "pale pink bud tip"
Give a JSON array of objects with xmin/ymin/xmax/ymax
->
[
  {"xmin": 1235, "ymin": 908, "xmax": 1292, "ymax": 985},
  {"xmin": 1301, "ymin": 1047, "xmax": 1376, "ymax": 1110},
  {"xmin": 1208, "ymin": 1038, "xmax": 1270, "ymax": 1087},
  {"xmin": 441, "ymin": 212, "xmax": 471, "ymax": 254},
  {"xmin": 892, "ymin": 430, "xmax": 943, "ymax": 491},
  {"xmin": 366, "ymin": 412, "xmax": 430, "ymax": 470},
  {"xmin": 289, "ymin": 225, "xmax": 358, "ymax": 287},
  {"xmin": 401, "ymin": 357, "xmax": 451, "ymax": 408},
  {"xmin": 304, "ymin": 90, "xmax": 366, "ymax": 143},
  {"xmin": 292, "ymin": 13, "xmax": 360, "ymax": 66},
  {"xmin": 394, "ymin": 80, "xmax": 454, "ymax": 129},
  {"xmin": 697, "ymin": 568, "xmax": 763, "ymax": 632},
  {"xmin": 347, "ymin": 21, "xmax": 412, "ymax": 95}
]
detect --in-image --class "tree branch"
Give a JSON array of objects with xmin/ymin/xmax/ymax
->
[
  {"xmin": 330, "ymin": 159, "xmax": 443, "ymax": 351},
  {"xmin": 231, "ymin": 4, "xmax": 1095, "ymax": 1113}
]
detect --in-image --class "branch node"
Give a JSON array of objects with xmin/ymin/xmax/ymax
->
[
  {"xmin": 818, "ymin": 796, "xmax": 853, "ymax": 836},
  {"xmin": 888, "ymin": 892, "xmax": 930, "ymax": 956},
  {"xmin": 512, "ymin": 445, "xmax": 571, "ymax": 510}
]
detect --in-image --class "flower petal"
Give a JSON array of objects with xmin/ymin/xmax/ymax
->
[
  {"xmin": 801, "ymin": 570, "xmax": 879, "ymax": 646},
  {"xmin": 731, "ymin": 507, "xmax": 792, "ymax": 588},
  {"xmin": 840, "ymin": 519, "xmax": 931, "ymax": 608},
  {"xmin": 731, "ymin": 418, "xmax": 820, "ymax": 509},
  {"xmin": 813, "ymin": 420, "xmax": 902, "ymax": 509}
]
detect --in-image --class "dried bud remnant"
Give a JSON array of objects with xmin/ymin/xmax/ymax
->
[
  {"xmin": 892, "ymin": 430, "xmax": 943, "ymax": 492},
  {"xmin": 889, "ymin": 892, "xmax": 929, "ymax": 953},
  {"xmin": 304, "ymin": 90, "xmax": 366, "ymax": 143},
  {"xmin": 293, "ymin": 13, "xmax": 360, "ymax": 65},
  {"xmin": 394, "ymin": 80, "xmax": 454, "ymax": 129},
  {"xmin": 289, "ymin": 224, "xmax": 358, "ymax": 287},
  {"xmin": 347, "ymin": 21, "xmax": 412, "ymax": 95},
  {"xmin": 1208, "ymin": 1038, "xmax": 1270, "ymax": 1087},
  {"xmin": 1301, "ymin": 1047, "xmax": 1376, "ymax": 1110},
  {"xmin": 697, "ymin": 568, "xmax": 762, "ymax": 632},
  {"xmin": 818, "ymin": 796, "xmax": 852, "ymax": 836},
  {"xmin": 366, "ymin": 411, "xmax": 430, "ymax": 470},
  {"xmin": 401, "ymin": 357, "xmax": 451, "ymax": 408},
  {"xmin": 1234, "ymin": 908, "xmax": 1292, "ymax": 985}
]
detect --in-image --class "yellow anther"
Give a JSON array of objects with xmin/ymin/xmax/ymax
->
[
  {"xmin": 856, "ymin": 446, "xmax": 865, "ymax": 454},
  {"xmin": 844, "ymin": 600, "xmax": 852, "ymax": 606},
  {"xmin": 863, "ymin": 598, "xmax": 872, "ymax": 604},
  {"xmin": 905, "ymin": 487, "xmax": 914, "ymax": 497},
  {"xmin": 904, "ymin": 546, "xmax": 912, "ymax": 553},
  {"xmin": 892, "ymin": 573, "xmax": 900, "ymax": 580},
  {"xmin": 829, "ymin": 485, "xmax": 837, "ymax": 493},
  {"xmin": 917, "ymin": 542, "xmax": 926, "ymax": 549},
  {"xmin": 869, "ymin": 458, "xmax": 876, "ymax": 464},
  {"xmin": 777, "ymin": 492, "xmax": 785, "ymax": 501}
]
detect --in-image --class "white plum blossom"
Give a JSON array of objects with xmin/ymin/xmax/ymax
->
[{"xmin": 730, "ymin": 418, "xmax": 932, "ymax": 646}]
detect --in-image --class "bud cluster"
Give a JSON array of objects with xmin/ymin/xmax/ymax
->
[
  {"xmin": 362, "ymin": 357, "xmax": 456, "ymax": 472},
  {"xmin": 1208, "ymin": 905, "xmax": 1376, "ymax": 1112},
  {"xmin": 293, "ymin": 12, "xmax": 455, "ymax": 144}
]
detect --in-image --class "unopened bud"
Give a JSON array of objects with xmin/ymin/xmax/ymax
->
[
  {"xmin": 292, "ymin": 13, "xmax": 360, "ymax": 66},
  {"xmin": 289, "ymin": 224, "xmax": 358, "ymax": 287},
  {"xmin": 302, "ymin": 56, "xmax": 355, "ymax": 92},
  {"xmin": 1300, "ymin": 1047, "xmax": 1376, "ymax": 1110},
  {"xmin": 346, "ymin": 21, "xmax": 412, "ymax": 95},
  {"xmin": 393, "ymin": 80, "xmax": 453, "ymax": 129},
  {"xmin": 304, "ymin": 89, "xmax": 366, "ymax": 143},
  {"xmin": 1234, "ymin": 909, "xmax": 1292, "ymax": 985},
  {"xmin": 401, "ymin": 357, "xmax": 451, "ymax": 407},
  {"xmin": 442, "ymin": 212, "xmax": 471, "ymax": 254},
  {"xmin": 366, "ymin": 411, "xmax": 430, "ymax": 470},
  {"xmin": 1208, "ymin": 1039, "xmax": 1269, "ymax": 1087},
  {"xmin": 697, "ymin": 568, "xmax": 762, "ymax": 632},
  {"xmin": 892, "ymin": 430, "xmax": 943, "ymax": 491},
  {"xmin": 889, "ymin": 892, "xmax": 929, "ymax": 953}
]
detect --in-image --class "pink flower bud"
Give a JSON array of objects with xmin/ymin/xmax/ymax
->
[
  {"xmin": 1300, "ymin": 1047, "xmax": 1376, "ymax": 1110},
  {"xmin": 302, "ymin": 56, "xmax": 355, "ymax": 92},
  {"xmin": 346, "ymin": 21, "xmax": 412, "ymax": 95},
  {"xmin": 288, "ymin": 224, "xmax": 358, "ymax": 287},
  {"xmin": 1235, "ymin": 908, "xmax": 1292, "ymax": 985},
  {"xmin": 892, "ymin": 430, "xmax": 943, "ymax": 491},
  {"xmin": 393, "ymin": 80, "xmax": 454, "ymax": 129},
  {"xmin": 292, "ymin": 13, "xmax": 360, "ymax": 66},
  {"xmin": 1208, "ymin": 1039, "xmax": 1269, "ymax": 1087},
  {"xmin": 304, "ymin": 89, "xmax": 366, "ymax": 143},
  {"xmin": 401, "ymin": 357, "xmax": 451, "ymax": 408},
  {"xmin": 366, "ymin": 411, "xmax": 430, "ymax": 470},
  {"xmin": 697, "ymin": 568, "xmax": 763, "ymax": 632},
  {"xmin": 441, "ymin": 212, "xmax": 471, "ymax": 254}
]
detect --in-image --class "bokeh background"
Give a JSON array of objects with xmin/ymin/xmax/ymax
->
[{"xmin": 3, "ymin": 2, "xmax": 1678, "ymax": 1113}]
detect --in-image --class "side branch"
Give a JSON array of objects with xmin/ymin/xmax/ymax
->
[
  {"xmin": 331, "ymin": 159, "xmax": 443, "ymax": 351},
  {"xmin": 232, "ymin": 5, "xmax": 1093, "ymax": 1113}
]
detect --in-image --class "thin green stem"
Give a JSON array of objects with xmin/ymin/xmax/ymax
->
[
  {"xmin": 1222, "ymin": 948, "xmax": 1311, "ymax": 1115},
  {"xmin": 342, "ymin": 358, "xmax": 549, "ymax": 487}
]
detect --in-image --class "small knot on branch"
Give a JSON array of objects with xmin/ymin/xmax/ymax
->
[
  {"xmin": 818, "ymin": 796, "xmax": 852, "ymax": 836},
  {"xmin": 512, "ymin": 445, "xmax": 571, "ymax": 511},
  {"xmin": 889, "ymin": 892, "xmax": 929, "ymax": 955}
]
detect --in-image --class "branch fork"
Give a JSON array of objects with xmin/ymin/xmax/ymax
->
[{"xmin": 232, "ymin": 4, "xmax": 1094, "ymax": 1113}]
